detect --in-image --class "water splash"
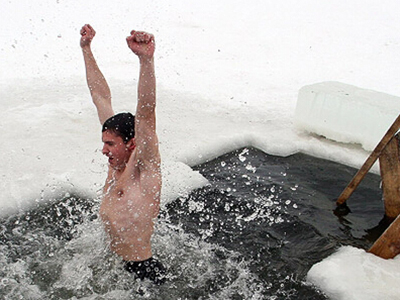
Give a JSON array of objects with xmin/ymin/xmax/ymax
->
[{"xmin": 0, "ymin": 193, "xmax": 267, "ymax": 300}]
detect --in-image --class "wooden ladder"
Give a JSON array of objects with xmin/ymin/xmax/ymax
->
[{"xmin": 335, "ymin": 114, "xmax": 400, "ymax": 259}]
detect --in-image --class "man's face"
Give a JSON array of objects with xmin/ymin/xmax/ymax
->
[{"xmin": 101, "ymin": 130, "xmax": 132, "ymax": 170}]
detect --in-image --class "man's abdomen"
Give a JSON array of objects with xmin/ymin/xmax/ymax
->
[{"xmin": 100, "ymin": 201, "xmax": 154, "ymax": 261}]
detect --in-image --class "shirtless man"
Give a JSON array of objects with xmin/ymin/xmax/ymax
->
[{"xmin": 80, "ymin": 24, "xmax": 165, "ymax": 284}]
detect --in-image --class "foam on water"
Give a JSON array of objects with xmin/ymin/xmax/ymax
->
[{"xmin": 0, "ymin": 195, "xmax": 266, "ymax": 299}]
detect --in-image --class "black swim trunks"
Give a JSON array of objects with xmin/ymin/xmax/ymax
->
[{"xmin": 123, "ymin": 257, "xmax": 167, "ymax": 285}]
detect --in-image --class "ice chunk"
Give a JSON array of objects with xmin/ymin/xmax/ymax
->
[
  {"xmin": 295, "ymin": 82, "xmax": 400, "ymax": 151},
  {"xmin": 307, "ymin": 246, "xmax": 400, "ymax": 300},
  {"xmin": 161, "ymin": 161, "xmax": 209, "ymax": 207}
]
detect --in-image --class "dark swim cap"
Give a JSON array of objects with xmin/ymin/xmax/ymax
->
[{"xmin": 102, "ymin": 112, "xmax": 135, "ymax": 143}]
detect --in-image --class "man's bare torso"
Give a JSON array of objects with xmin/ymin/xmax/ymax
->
[
  {"xmin": 99, "ymin": 154, "xmax": 162, "ymax": 262},
  {"xmin": 81, "ymin": 24, "xmax": 160, "ymax": 265}
]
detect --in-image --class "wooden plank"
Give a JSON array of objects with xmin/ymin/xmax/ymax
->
[
  {"xmin": 369, "ymin": 214, "xmax": 400, "ymax": 259},
  {"xmin": 379, "ymin": 135, "xmax": 400, "ymax": 219},
  {"xmin": 336, "ymin": 114, "xmax": 400, "ymax": 206}
]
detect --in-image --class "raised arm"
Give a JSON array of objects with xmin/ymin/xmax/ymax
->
[
  {"xmin": 126, "ymin": 31, "xmax": 159, "ymax": 168},
  {"xmin": 80, "ymin": 24, "xmax": 114, "ymax": 125}
]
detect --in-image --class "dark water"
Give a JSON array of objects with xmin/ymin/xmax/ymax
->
[{"xmin": 0, "ymin": 147, "xmax": 384, "ymax": 299}]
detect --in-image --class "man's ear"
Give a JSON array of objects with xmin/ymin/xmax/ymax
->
[{"xmin": 126, "ymin": 138, "xmax": 136, "ymax": 151}]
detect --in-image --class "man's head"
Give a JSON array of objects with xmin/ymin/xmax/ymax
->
[
  {"xmin": 101, "ymin": 113, "xmax": 136, "ymax": 170},
  {"xmin": 102, "ymin": 112, "xmax": 135, "ymax": 142}
]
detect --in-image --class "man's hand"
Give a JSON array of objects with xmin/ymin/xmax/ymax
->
[
  {"xmin": 126, "ymin": 31, "xmax": 155, "ymax": 59},
  {"xmin": 80, "ymin": 24, "xmax": 96, "ymax": 48}
]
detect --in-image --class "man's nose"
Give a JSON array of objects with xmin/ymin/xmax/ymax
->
[{"xmin": 102, "ymin": 145, "xmax": 108, "ymax": 155}]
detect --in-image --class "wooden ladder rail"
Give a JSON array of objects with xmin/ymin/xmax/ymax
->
[
  {"xmin": 369, "ymin": 213, "xmax": 400, "ymax": 258},
  {"xmin": 336, "ymin": 114, "xmax": 400, "ymax": 206}
]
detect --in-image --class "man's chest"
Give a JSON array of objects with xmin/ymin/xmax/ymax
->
[{"xmin": 102, "ymin": 178, "xmax": 141, "ymax": 206}]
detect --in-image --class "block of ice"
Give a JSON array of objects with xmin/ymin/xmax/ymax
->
[
  {"xmin": 295, "ymin": 82, "xmax": 400, "ymax": 151},
  {"xmin": 307, "ymin": 246, "xmax": 400, "ymax": 300}
]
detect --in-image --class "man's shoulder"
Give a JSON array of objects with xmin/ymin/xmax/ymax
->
[{"xmin": 127, "ymin": 150, "xmax": 160, "ymax": 171}]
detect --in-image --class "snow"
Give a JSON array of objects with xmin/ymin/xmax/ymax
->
[
  {"xmin": 2, "ymin": 0, "xmax": 400, "ymax": 299},
  {"xmin": 307, "ymin": 246, "xmax": 400, "ymax": 300}
]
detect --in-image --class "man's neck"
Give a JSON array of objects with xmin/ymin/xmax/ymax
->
[{"xmin": 110, "ymin": 165, "xmax": 126, "ymax": 180}]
